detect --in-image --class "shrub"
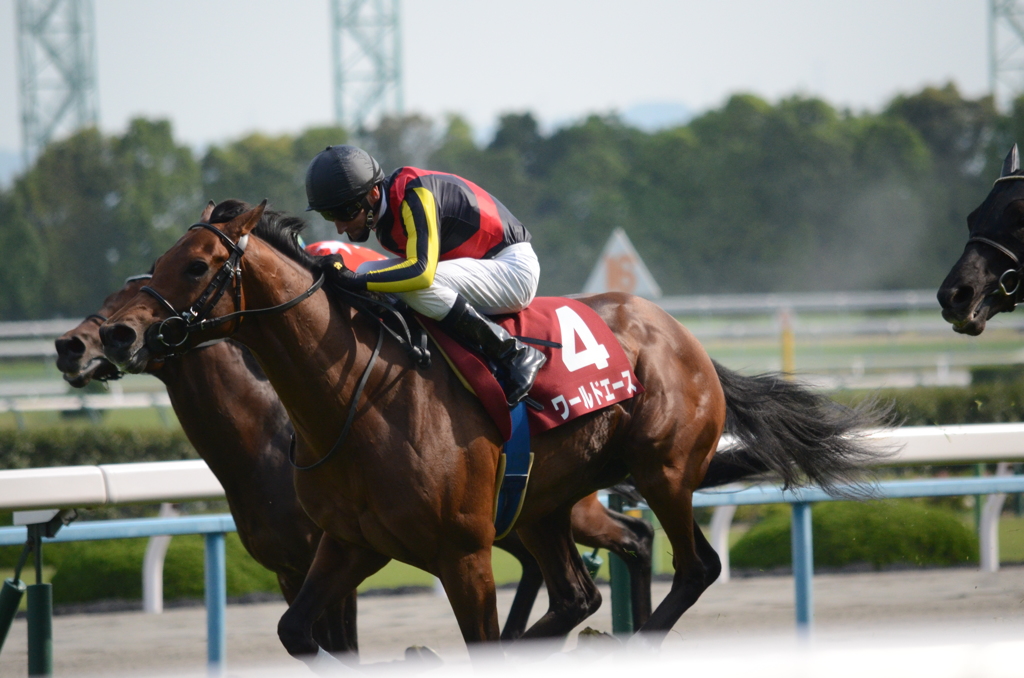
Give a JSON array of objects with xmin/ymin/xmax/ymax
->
[
  {"xmin": 730, "ymin": 500, "xmax": 977, "ymax": 570},
  {"xmin": 0, "ymin": 427, "xmax": 196, "ymax": 469},
  {"xmin": 45, "ymin": 533, "xmax": 279, "ymax": 604},
  {"xmin": 836, "ymin": 381, "xmax": 1024, "ymax": 427}
]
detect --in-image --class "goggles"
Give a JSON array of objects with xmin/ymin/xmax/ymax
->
[{"xmin": 318, "ymin": 197, "xmax": 365, "ymax": 223}]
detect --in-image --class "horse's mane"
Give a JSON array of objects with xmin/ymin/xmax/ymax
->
[
  {"xmin": 209, "ymin": 199, "xmax": 318, "ymax": 271},
  {"xmin": 208, "ymin": 199, "xmax": 358, "ymax": 312}
]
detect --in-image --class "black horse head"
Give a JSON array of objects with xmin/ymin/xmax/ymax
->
[{"xmin": 937, "ymin": 144, "xmax": 1024, "ymax": 335}]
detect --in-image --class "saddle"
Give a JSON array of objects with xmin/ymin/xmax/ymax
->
[{"xmin": 342, "ymin": 293, "xmax": 644, "ymax": 538}]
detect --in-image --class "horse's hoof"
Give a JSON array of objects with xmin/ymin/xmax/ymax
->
[
  {"xmin": 404, "ymin": 645, "xmax": 443, "ymax": 667},
  {"xmin": 308, "ymin": 646, "xmax": 362, "ymax": 675},
  {"xmin": 572, "ymin": 626, "xmax": 620, "ymax": 660}
]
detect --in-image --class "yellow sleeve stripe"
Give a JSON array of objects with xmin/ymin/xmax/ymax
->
[{"xmin": 365, "ymin": 187, "xmax": 440, "ymax": 293}]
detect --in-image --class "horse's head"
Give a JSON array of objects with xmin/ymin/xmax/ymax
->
[
  {"xmin": 937, "ymin": 145, "xmax": 1024, "ymax": 335},
  {"xmin": 56, "ymin": 275, "xmax": 154, "ymax": 386},
  {"xmin": 101, "ymin": 201, "xmax": 266, "ymax": 373}
]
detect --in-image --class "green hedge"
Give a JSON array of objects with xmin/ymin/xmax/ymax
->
[
  {"xmin": 730, "ymin": 500, "xmax": 978, "ymax": 570},
  {"xmin": 0, "ymin": 427, "xmax": 196, "ymax": 469},
  {"xmin": 836, "ymin": 379, "xmax": 1024, "ymax": 427},
  {"xmin": 1, "ymin": 533, "xmax": 279, "ymax": 604}
]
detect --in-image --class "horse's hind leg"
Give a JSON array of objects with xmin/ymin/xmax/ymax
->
[
  {"xmin": 278, "ymin": 535, "xmax": 388, "ymax": 662},
  {"xmin": 495, "ymin": 532, "xmax": 545, "ymax": 641},
  {"xmin": 570, "ymin": 495, "xmax": 655, "ymax": 628},
  {"xmin": 516, "ymin": 509, "xmax": 602, "ymax": 640},
  {"xmin": 633, "ymin": 474, "xmax": 720, "ymax": 644}
]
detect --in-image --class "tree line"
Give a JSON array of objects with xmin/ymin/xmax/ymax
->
[{"xmin": 1, "ymin": 83, "xmax": 1019, "ymax": 320}]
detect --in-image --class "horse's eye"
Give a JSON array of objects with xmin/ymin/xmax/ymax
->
[{"xmin": 186, "ymin": 261, "xmax": 209, "ymax": 277}]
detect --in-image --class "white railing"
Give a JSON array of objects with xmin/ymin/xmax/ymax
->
[{"xmin": 4, "ymin": 423, "xmax": 1024, "ymax": 605}]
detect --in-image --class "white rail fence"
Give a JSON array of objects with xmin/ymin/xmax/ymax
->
[{"xmin": 3, "ymin": 423, "xmax": 1024, "ymax": 613}]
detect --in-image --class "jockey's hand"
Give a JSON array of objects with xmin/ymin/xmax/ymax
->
[{"xmin": 320, "ymin": 254, "xmax": 367, "ymax": 292}]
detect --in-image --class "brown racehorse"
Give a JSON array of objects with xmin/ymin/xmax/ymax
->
[
  {"xmin": 100, "ymin": 201, "xmax": 883, "ymax": 662},
  {"xmin": 937, "ymin": 145, "xmax": 1024, "ymax": 334},
  {"xmin": 57, "ymin": 206, "xmax": 656, "ymax": 645},
  {"xmin": 55, "ymin": 275, "xmax": 359, "ymax": 657}
]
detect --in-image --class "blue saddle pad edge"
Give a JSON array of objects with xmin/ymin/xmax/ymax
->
[{"xmin": 494, "ymin": 402, "xmax": 532, "ymax": 539}]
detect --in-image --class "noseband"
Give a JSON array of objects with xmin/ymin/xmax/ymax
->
[
  {"xmin": 140, "ymin": 222, "xmax": 324, "ymax": 351},
  {"xmin": 965, "ymin": 235, "xmax": 1023, "ymax": 301}
]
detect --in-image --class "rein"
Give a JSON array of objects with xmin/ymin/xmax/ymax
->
[
  {"xmin": 288, "ymin": 323, "xmax": 385, "ymax": 471},
  {"xmin": 140, "ymin": 223, "xmax": 324, "ymax": 351},
  {"xmin": 284, "ymin": 288, "xmax": 432, "ymax": 470},
  {"xmin": 135, "ymin": 220, "xmax": 401, "ymax": 472}
]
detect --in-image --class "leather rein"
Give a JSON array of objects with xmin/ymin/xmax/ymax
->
[
  {"xmin": 965, "ymin": 175, "xmax": 1024, "ymax": 307},
  {"xmin": 140, "ymin": 223, "xmax": 325, "ymax": 350},
  {"xmin": 136, "ymin": 221, "xmax": 386, "ymax": 472}
]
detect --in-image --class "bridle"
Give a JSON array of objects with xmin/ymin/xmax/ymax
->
[
  {"xmin": 140, "ymin": 222, "xmax": 324, "ymax": 352},
  {"xmin": 963, "ymin": 175, "xmax": 1024, "ymax": 306},
  {"xmin": 136, "ymin": 220, "xmax": 423, "ymax": 472}
]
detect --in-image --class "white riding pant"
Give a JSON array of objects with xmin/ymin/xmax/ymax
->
[{"xmin": 356, "ymin": 242, "xmax": 540, "ymax": 320}]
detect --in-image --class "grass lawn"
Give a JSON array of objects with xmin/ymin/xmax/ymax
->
[{"xmin": 999, "ymin": 514, "xmax": 1024, "ymax": 563}]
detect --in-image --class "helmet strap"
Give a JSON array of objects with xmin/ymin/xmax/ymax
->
[{"xmin": 362, "ymin": 187, "xmax": 381, "ymax": 231}]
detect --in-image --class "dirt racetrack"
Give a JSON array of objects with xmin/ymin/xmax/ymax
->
[{"xmin": 2, "ymin": 566, "xmax": 1024, "ymax": 676}]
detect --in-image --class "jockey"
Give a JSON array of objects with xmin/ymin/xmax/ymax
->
[{"xmin": 305, "ymin": 144, "xmax": 545, "ymax": 407}]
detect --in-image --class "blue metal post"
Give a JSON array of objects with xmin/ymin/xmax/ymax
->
[
  {"xmin": 204, "ymin": 532, "xmax": 226, "ymax": 675},
  {"xmin": 791, "ymin": 502, "xmax": 813, "ymax": 637}
]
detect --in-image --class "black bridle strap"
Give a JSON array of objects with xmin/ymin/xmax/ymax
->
[
  {"xmin": 966, "ymin": 236, "xmax": 1024, "ymax": 301},
  {"xmin": 190, "ymin": 273, "xmax": 325, "ymax": 332},
  {"xmin": 967, "ymin": 236, "xmax": 1020, "ymax": 265},
  {"xmin": 140, "ymin": 222, "xmax": 323, "ymax": 350},
  {"xmin": 289, "ymin": 322, "xmax": 385, "ymax": 471}
]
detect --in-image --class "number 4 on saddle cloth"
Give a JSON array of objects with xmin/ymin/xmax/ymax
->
[{"xmin": 420, "ymin": 298, "xmax": 644, "ymax": 538}]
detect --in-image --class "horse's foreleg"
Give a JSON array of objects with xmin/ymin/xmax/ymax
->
[
  {"xmin": 494, "ymin": 532, "xmax": 544, "ymax": 641},
  {"xmin": 278, "ymin": 535, "xmax": 388, "ymax": 663},
  {"xmin": 281, "ymin": 573, "xmax": 360, "ymax": 658},
  {"xmin": 436, "ymin": 547, "xmax": 501, "ymax": 656},
  {"xmin": 314, "ymin": 594, "xmax": 359, "ymax": 656},
  {"xmin": 570, "ymin": 496, "xmax": 655, "ymax": 628},
  {"xmin": 516, "ymin": 510, "xmax": 602, "ymax": 640}
]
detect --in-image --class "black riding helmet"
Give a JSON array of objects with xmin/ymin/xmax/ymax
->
[{"xmin": 305, "ymin": 145, "xmax": 384, "ymax": 212}]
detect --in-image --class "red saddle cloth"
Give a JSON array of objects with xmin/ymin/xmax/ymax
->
[{"xmin": 421, "ymin": 297, "xmax": 644, "ymax": 441}]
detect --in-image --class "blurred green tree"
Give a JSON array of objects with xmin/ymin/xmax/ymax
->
[{"xmin": 0, "ymin": 120, "xmax": 201, "ymax": 319}]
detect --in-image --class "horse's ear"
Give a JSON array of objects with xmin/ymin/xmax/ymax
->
[
  {"xmin": 198, "ymin": 200, "xmax": 215, "ymax": 223},
  {"xmin": 1002, "ymin": 144, "xmax": 1020, "ymax": 177},
  {"xmin": 223, "ymin": 199, "xmax": 267, "ymax": 240}
]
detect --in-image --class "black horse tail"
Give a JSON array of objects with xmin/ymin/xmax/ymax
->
[{"xmin": 699, "ymin": 360, "xmax": 895, "ymax": 495}]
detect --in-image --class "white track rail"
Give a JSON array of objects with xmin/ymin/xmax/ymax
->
[{"xmin": 3, "ymin": 423, "xmax": 1024, "ymax": 611}]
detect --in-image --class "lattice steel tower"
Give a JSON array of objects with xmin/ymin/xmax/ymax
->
[
  {"xmin": 16, "ymin": 0, "xmax": 99, "ymax": 166},
  {"xmin": 331, "ymin": 0, "xmax": 403, "ymax": 132},
  {"xmin": 991, "ymin": 0, "xmax": 1024, "ymax": 108}
]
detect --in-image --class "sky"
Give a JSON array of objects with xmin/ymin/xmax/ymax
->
[{"xmin": 0, "ymin": 0, "xmax": 991, "ymax": 160}]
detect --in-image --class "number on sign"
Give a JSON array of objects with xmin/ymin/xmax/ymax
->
[{"xmin": 555, "ymin": 306, "xmax": 610, "ymax": 372}]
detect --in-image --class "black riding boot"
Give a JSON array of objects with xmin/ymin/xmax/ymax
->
[{"xmin": 439, "ymin": 296, "xmax": 546, "ymax": 407}]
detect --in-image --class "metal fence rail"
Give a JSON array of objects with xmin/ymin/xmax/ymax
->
[
  {"xmin": 4, "ymin": 424, "xmax": 1024, "ymax": 671},
  {"xmin": 4, "ymin": 475, "xmax": 1024, "ymax": 668}
]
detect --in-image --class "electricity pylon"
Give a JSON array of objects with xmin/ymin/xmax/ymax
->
[
  {"xmin": 992, "ymin": 0, "xmax": 1024, "ymax": 109},
  {"xmin": 16, "ymin": 0, "xmax": 99, "ymax": 166},
  {"xmin": 331, "ymin": 0, "xmax": 403, "ymax": 132}
]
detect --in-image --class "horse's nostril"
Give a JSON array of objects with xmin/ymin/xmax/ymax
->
[
  {"xmin": 103, "ymin": 323, "xmax": 138, "ymax": 349},
  {"xmin": 55, "ymin": 336, "xmax": 86, "ymax": 357},
  {"xmin": 951, "ymin": 287, "xmax": 974, "ymax": 307}
]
